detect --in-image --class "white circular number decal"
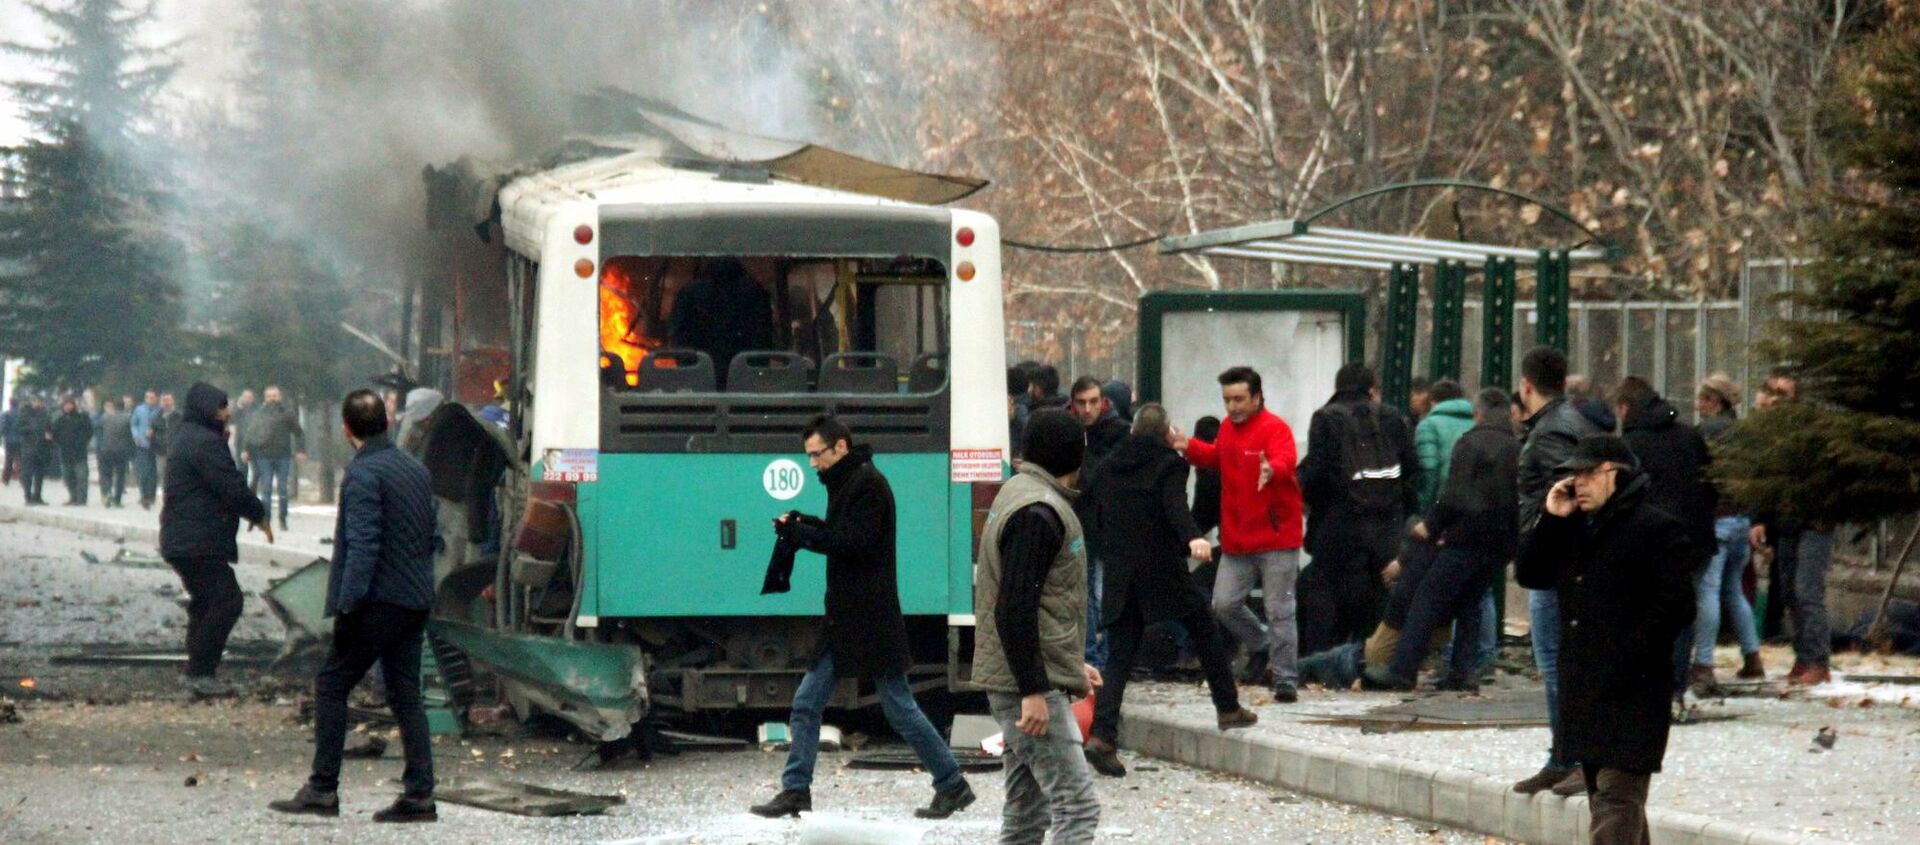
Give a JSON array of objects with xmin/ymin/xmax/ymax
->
[{"xmin": 763, "ymin": 459, "xmax": 805, "ymax": 501}]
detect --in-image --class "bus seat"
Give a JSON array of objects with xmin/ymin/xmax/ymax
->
[
  {"xmin": 819, "ymin": 352, "xmax": 898, "ymax": 394},
  {"xmin": 600, "ymin": 350, "xmax": 628, "ymax": 388},
  {"xmin": 727, "ymin": 351, "xmax": 813, "ymax": 393},
  {"xmin": 907, "ymin": 352, "xmax": 947, "ymax": 393},
  {"xmin": 634, "ymin": 348, "xmax": 715, "ymax": 393}
]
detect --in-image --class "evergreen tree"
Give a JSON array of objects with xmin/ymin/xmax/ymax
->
[
  {"xmin": 1715, "ymin": 19, "xmax": 1920, "ymax": 526},
  {"xmin": 0, "ymin": 0, "xmax": 182, "ymax": 391}
]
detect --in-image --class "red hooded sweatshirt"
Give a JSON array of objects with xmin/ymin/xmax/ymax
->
[{"xmin": 1184, "ymin": 407, "xmax": 1304, "ymax": 554}]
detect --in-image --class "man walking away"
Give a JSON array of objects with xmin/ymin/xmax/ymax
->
[
  {"xmin": 1, "ymin": 395, "xmax": 20, "ymax": 485},
  {"xmin": 97, "ymin": 400, "xmax": 133, "ymax": 508},
  {"xmin": 1178, "ymin": 367, "xmax": 1305, "ymax": 702},
  {"xmin": 1297, "ymin": 363, "xmax": 1419, "ymax": 656},
  {"xmin": 1511, "ymin": 346, "xmax": 1603, "ymax": 796},
  {"xmin": 1613, "ymin": 376, "xmax": 1716, "ymax": 704},
  {"xmin": 973, "ymin": 408, "xmax": 1102, "ymax": 844},
  {"xmin": 750, "ymin": 415, "xmax": 974, "ymax": 821},
  {"xmin": 132, "ymin": 389, "xmax": 160, "ymax": 509},
  {"xmin": 52, "ymin": 397, "xmax": 92, "ymax": 506},
  {"xmin": 1367, "ymin": 388, "xmax": 1519, "ymax": 691},
  {"xmin": 1690, "ymin": 374, "xmax": 1765, "ymax": 683},
  {"xmin": 1517, "ymin": 435, "xmax": 1695, "ymax": 845},
  {"xmin": 1080, "ymin": 403, "xmax": 1257, "ymax": 777},
  {"xmin": 270, "ymin": 389, "xmax": 439, "ymax": 822},
  {"xmin": 243, "ymin": 385, "xmax": 305, "ymax": 532},
  {"xmin": 160, "ymin": 383, "xmax": 272, "ymax": 697},
  {"xmin": 17, "ymin": 396, "xmax": 53, "ymax": 506}
]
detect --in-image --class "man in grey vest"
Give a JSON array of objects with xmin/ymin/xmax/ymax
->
[{"xmin": 974, "ymin": 408, "xmax": 1103, "ymax": 844}]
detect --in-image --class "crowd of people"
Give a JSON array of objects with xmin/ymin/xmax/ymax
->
[
  {"xmin": 1, "ymin": 384, "xmax": 308, "ymax": 524},
  {"xmin": 995, "ymin": 348, "xmax": 1833, "ymax": 844}
]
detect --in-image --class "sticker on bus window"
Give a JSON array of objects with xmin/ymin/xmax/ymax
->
[
  {"xmin": 763, "ymin": 459, "xmax": 806, "ymax": 501},
  {"xmin": 951, "ymin": 449, "xmax": 1004, "ymax": 483},
  {"xmin": 542, "ymin": 449, "xmax": 599, "ymax": 483}
]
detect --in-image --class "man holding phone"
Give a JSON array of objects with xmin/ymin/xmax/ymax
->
[{"xmin": 1516, "ymin": 434, "xmax": 1695, "ymax": 845}]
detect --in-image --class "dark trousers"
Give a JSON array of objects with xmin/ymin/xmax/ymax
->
[
  {"xmin": 1092, "ymin": 597, "xmax": 1239, "ymax": 744},
  {"xmin": 61, "ymin": 457, "xmax": 87, "ymax": 503},
  {"xmin": 166, "ymin": 555, "xmax": 244, "ymax": 677},
  {"xmin": 99, "ymin": 452, "xmax": 129, "ymax": 504},
  {"xmin": 2, "ymin": 444, "xmax": 18, "ymax": 483},
  {"xmin": 309, "ymin": 603, "xmax": 434, "ymax": 797},
  {"xmin": 21, "ymin": 452, "xmax": 50, "ymax": 502},
  {"xmin": 1297, "ymin": 540, "xmax": 1389, "ymax": 657},
  {"xmin": 1386, "ymin": 545, "xmax": 1498, "ymax": 683},
  {"xmin": 1761, "ymin": 527, "xmax": 1798, "ymax": 640},
  {"xmin": 135, "ymin": 448, "xmax": 159, "ymax": 504},
  {"xmin": 1582, "ymin": 765, "xmax": 1653, "ymax": 845}
]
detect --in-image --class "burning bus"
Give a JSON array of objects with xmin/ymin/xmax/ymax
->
[{"xmin": 411, "ymin": 96, "xmax": 1007, "ymax": 744}]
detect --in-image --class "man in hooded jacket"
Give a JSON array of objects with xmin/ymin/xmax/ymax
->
[
  {"xmin": 1613, "ymin": 376, "xmax": 1716, "ymax": 700},
  {"xmin": 1078, "ymin": 403, "xmax": 1257, "ymax": 777},
  {"xmin": 160, "ymin": 383, "xmax": 272, "ymax": 696},
  {"xmin": 1518, "ymin": 435, "xmax": 1695, "ymax": 845},
  {"xmin": 751, "ymin": 414, "xmax": 973, "ymax": 821}
]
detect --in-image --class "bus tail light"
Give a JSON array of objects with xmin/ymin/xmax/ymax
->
[
  {"xmin": 956, "ymin": 261, "xmax": 976, "ymax": 282},
  {"xmin": 956, "ymin": 226, "xmax": 975, "ymax": 247},
  {"xmin": 574, "ymin": 224, "xmax": 594, "ymax": 245}
]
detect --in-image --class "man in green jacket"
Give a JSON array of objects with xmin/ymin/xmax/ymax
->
[{"xmin": 1413, "ymin": 379, "xmax": 1472, "ymax": 512}]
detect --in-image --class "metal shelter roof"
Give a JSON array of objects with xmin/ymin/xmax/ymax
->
[{"xmin": 1157, "ymin": 218, "xmax": 1609, "ymax": 270}]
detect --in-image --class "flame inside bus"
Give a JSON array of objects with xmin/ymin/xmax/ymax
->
[{"xmin": 598, "ymin": 257, "xmax": 666, "ymax": 386}]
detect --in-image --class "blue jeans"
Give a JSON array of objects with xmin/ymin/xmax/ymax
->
[
  {"xmin": 1084, "ymin": 558, "xmax": 1107, "ymax": 670},
  {"xmin": 780, "ymin": 649, "xmax": 962, "ymax": 793},
  {"xmin": 254, "ymin": 457, "xmax": 292, "ymax": 522},
  {"xmin": 1692, "ymin": 515, "xmax": 1761, "ymax": 665},
  {"xmin": 1530, "ymin": 589, "xmax": 1570, "ymax": 768},
  {"xmin": 134, "ymin": 448, "xmax": 158, "ymax": 503}
]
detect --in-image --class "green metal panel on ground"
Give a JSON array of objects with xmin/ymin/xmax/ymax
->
[{"xmin": 584, "ymin": 452, "xmax": 955, "ymax": 617}]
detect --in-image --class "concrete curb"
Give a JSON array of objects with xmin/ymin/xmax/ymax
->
[
  {"xmin": 1116, "ymin": 706, "xmax": 1847, "ymax": 845},
  {"xmin": 0, "ymin": 504, "xmax": 325, "ymax": 571}
]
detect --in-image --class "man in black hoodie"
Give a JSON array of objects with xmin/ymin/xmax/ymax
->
[
  {"xmin": 1078, "ymin": 403, "xmax": 1257, "ymax": 777},
  {"xmin": 1612, "ymin": 376, "xmax": 1715, "ymax": 701},
  {"xmin": 52, "ymin": 397, "xmax": 93, "ymax": 506},
  {"xmin": 15, "ymin": 396, "xmax": 54, "ymax": 506},
  {"xmin": 750, "ymin": 414, "xmax": 973, "ymax": 821},
  {"xmin": 159, "ymin": 383, "xmax": 272, "ymax": 697},
  {"xmin": 1367, "ymin": 388, "xmax": 1519, "ymax": 691}
]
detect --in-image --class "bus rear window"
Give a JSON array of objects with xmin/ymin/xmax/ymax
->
[{"xmin": 598, "ymin": 255, "xmax": 948, "ymax": 395}]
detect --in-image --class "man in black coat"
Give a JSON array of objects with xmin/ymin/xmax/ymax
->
[
  {"xmin": 159, "ymin": 383, "xmax": 272, "ymax": 697},
  {"xmin": 15, "ymin": 395, "xmax": 53, "ymax": 506},
  {"xmin": 51, "ymin": 397, "xmax": 94, "ymax": 505},
  {"xmin": 1613, "ymin": 376, "xmax": 1717, "ymax": 699},
  {"xmin": 1517, "ymin": 435, "xmax": 1696, "ymax": 845},
  {"xmin": 1368, "ymin": 388, "xmax": 1520, "ymax": 691},
  {"xmin": 1068, "ymin": 375, "xmax": 1129, "ymax": 671},
  {"xmin": 1078, "ymin": 404, "xmax": 1257, "ymax": 777},
  {"xmin": 751, "ymin": 414, "xmax": 974, "ymax": 821}
]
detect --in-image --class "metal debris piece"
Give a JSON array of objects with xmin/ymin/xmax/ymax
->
[
  {"xmin": 51, "ymin": 651, "xmax": 269, "ymax": 668},
  {"xmin": 1814, "ymin": 726, "xmax": 1837, "ymax": 750},
  {"xmin": 1303, "ymin": 690, "xmax": 1551, "ymax": 732},
  {"xmin": 1842, "ymin": 674, "xmax": 1920, "ymax": 686},
  {"xmin": 654, "ymin": 729, "xmax": 751, "ymax": 751},
  {"xmin": 437, "ymin": 777, "xmax": 625, "ymax": 817},
  {"xmin": 0, "ymin": 698, "xmax": 19, "ymax": 723},
  {"xmin": 341, "ymin": 734, "xmax": 387, "ymax": 759},
  {"xmin": 847, "ymin": 749, "xmax": 1003, "ymax": 773},
  {"xmin": 948, "ymin": 714, "xmax": 998, "ymax": 750}
]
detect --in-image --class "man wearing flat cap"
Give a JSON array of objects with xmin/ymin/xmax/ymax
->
[{"xmin": 1516, "ymin": 434, "xmax": 1696, "ymax": 845}]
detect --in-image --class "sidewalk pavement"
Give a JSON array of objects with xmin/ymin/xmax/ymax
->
[
  {"xmin": 0, "ymin": 479, "xmax": 336, "ymax": 571},
  {"xmin": 1117, "ymin": 664, "xmax": 1915, "ymax": 845}
]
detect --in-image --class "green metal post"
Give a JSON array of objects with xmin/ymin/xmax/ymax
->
[
  {"xmin": 1431, "ymin": 259, "xmax": 1467, "ymax": 381},
  {"xmin": 1481, "ymin": 256, "xmax": 1517, "ymax": 391},
  {"xmin": 1536, "ymin": 249, "xmax": 1571, "ymax": 352},
  {"xmin": 1382, "ymin": 262, "xmax": 1420, "ymax": 411}
]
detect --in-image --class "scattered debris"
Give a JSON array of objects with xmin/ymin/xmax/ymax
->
[
  {"xmin": 796, "ymin": 813, "xmax": 925, "ymax": 845},
  {"xmin": 1843, "ymin": 673, "xmax": 1920, "ymax": 686},
  {"xmin": 948, "ymin": 714, "xmax": 998, "ymax": 750},
  {"xmin": 183, "ymin": 774, "xmax": 201, "ymax": 787},
  {"xmin": 341, "ymin": 734, "xmax": 388, "ymax": 759},
  {"xmin": 437, "ymin": 777, "xmax": 625, "ymax": 817},
  {"xmin": 818, "ymin": 724, "xmax": 845, "ymax": 752},
  {"xmin": 847, "ymin": 749, "xmax": 1003, "ymax": 773},
  {"xmin": 1304, "ymin": 690, "xmax": 1551, "ymax": 732},
  {"xmin": 757, "ymin": 722, "xmax": 791, "ymax": 751},
  {"xmin": 0, "ymin": 698, "xmax": 19, "ymax": 724},
  {"xmin": 88, "ymin": 548, "xmax": 169, "ymax": 570},
  {"xmin": 1814, "ymin": 726, "xmax": 1838, "ymax": 750},
  {"xmin": 654, "ymin": 729, "xmax": 751, "ymax": 751}
]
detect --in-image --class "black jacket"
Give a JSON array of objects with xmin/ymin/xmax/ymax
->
[
  {"xmin": 52, "ymin": 410, "xmax": 93, "ymax": 461},
  {"xmin": 16, "ymin": 404, "xmax": 53, "ymax": 459},
  {"xmin": 1299, "ymin": 390, "xmax": 1419, "ymax": 559},
  {"xmin": 325, "ymin": 435, "xmax": 440, "ymax": 616},
  {"xmin": 1516, "ymin": 471, "xmax": 1696, "ymax": 773},
  {"xmin": 1080, "ymin": 433, "xmax": 1208, "ymax": 628},
  {"xmin": 1423, "ymin": 423, "xmax": 1520, "ymax": 557},
  {"xmin": 1620, "ymin": 396, "xmax": 1716, "ymax": 557},
  {"xmin": 784, "ymin": 445, "xmax": 911, "ymax": 679},
  {"xmin": 1518, "ymin": 396, "xmax": 1603, "ymax": 536},
  {"xmin": 159, "ymin": 384, "xmax": 268, "ymax": 561},
  {"xmin": 1083, "ymin": 415, "xmax": 1129, "ymax": 472},
  {"xmin": 245, "ymin": 401, "xmax": 305, "ymax": 459}
]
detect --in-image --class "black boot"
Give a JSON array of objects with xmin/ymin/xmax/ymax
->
[
  {"xmin": 1082, "ymin": 736, "xmax": 1127, "ymax": 778},
  {"xmin": 749, "ymin": 788, "xmax": 811, "ymax": 818},
  {"xmin": 1236, "ymin": 649, "xmax": 1271, "ymax": 685},
  {"xmin": 914, "ymin": 779, "xmax": 976, "ymax": 819},
  {"xmin": 372, "ymin": 794, "xmax": 437, "ymax": 823},
  {"xmin": 267, "ymin": 784, "xmax": 340, "ymax": 817}
]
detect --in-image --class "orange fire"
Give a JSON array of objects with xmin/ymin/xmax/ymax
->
[
  {"xmin": 599, "ymin": 258, "xmax": 662, "ymax": 386},
  {"xmin": 18, "ymin": 678, "xmax": 36, "ymax": 689}
]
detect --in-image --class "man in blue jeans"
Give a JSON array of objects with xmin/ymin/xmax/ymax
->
[
  {"xmin": 1511, "ymin": 347, "xmax": 1601, "ymax": 796},
  {"xmin": 750, "ymin": 415, "xmax": 973, "ymax": 820}
]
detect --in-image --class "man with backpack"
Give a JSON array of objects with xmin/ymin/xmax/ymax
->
[{"xmin": 1296, "ymin": 363, "xmax": 1420, "ymax": 658}]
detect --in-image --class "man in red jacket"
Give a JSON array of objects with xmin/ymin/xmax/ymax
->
[{"xmin": 1176, "ymin": 367, "xmax": 1306, "ymax": 702}]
